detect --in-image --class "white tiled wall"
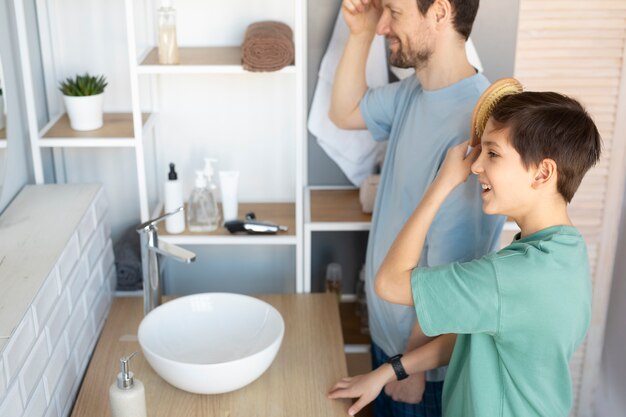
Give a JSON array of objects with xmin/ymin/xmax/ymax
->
[{"xmin": 0, "ymin": 189, "xmax": 115, "ymax": 417}]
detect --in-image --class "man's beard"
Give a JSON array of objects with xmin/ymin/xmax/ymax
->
[{"xmin": 388, "ymin": 38, "xmax": 432, "ymax": 70}]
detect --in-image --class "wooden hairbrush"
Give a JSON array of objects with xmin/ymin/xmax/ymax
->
[{"xmin": 469, "ymin": 77, "xmax": 523, "ymax": 147}]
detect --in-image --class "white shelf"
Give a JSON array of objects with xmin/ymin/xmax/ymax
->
[
  {"xmin": 160, "ymin": 234, "xmax": 297, "ymax": 246},
  {"xmin": 305, "ymin": 186, "xmax": 372, "ymax": 231},
  {"xmin": 136, "ymin": 47, "xmax": 296, "ymax": 75},
  {"xmin": 38, "ymin": 112, "xmax": 155, "ymax": 148},
  {"xmin": 154, "ymin": 201, "xmax": 297, "ymax": 246}
]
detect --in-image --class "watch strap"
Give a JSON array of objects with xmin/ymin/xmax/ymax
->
[{"xmin": 387, "ymin": 354, "xmax": 408, "ymax": 381}]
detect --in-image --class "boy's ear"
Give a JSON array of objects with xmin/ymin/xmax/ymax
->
[{"xmin": 532, "ymin": 158, "xmax": 558, "ymax": 190}]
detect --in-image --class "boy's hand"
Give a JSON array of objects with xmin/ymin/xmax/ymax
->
[
  {"xmin": 384, "ymin": 372, "xmax": 426, "ymax": 404},
  {"xmin": 342, "ymin": 0, "xmax": 382, "ymax": 37},
  {"xmin": 328, "ymin": 366, "xmax": 391, "ymax": 415},
  {"xmin": 435, "ymin": 140, "xmax": 480, "ymax": 191}
]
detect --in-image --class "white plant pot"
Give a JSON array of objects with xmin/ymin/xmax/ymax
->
[{"xmin": 63, "ymin": 93, "xmax": 104, "ymax": 131}]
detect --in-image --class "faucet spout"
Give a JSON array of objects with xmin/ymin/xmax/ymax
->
[
  {"xmin": 137, "ymin": 207, "xmax": 196, "ymax": 315},
  {"xmin": 149, "ymin": 240, "xmax": 196, "ymax": 263}
]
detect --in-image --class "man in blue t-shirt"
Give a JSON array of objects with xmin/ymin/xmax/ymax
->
[{"xmin": 329, "ymin": 0, "xmax": 504, "ymax": 415}]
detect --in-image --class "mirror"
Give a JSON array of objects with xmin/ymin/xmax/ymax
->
[{"xmin": 0, "ymin": 54, "xmax": 6, "ymax": 198}]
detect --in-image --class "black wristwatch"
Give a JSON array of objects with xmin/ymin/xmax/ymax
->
[{"xmin": 387, "ymin": 354, "xmax": 409, "ymax": 381}]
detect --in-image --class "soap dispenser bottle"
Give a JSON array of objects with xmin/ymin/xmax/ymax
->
[
  {"xmin": 187, "ymin": 170, "xmax": 219, "ymax": 232},
  {"xmin": 109, "ymin": 352, "xmax": 147, "ymax": 417},
  {"xmin": 164, "ymin": 163, "xmax": 185, "ymax": 233}
]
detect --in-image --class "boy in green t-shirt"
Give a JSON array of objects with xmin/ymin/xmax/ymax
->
[{"xmin": 328, "ymin": 90, "xmax": 602, "ymax": 417}]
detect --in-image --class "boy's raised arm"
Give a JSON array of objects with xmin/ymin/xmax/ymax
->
[{"xmin": 375, "ymin": 141, "xmax": 479, "ymax": 305}]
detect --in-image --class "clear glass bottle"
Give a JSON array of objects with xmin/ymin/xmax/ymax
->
[
  {"xmin": 325, "ymin": 263, "xmax": 342, "ymax": 303},
  {"xmin": 158, "ymin": 2, "xmax": 179, "ymax": 65},
  {"xmin": 187, "ymin": 171, "xmax": 219, "ymax": 232}
]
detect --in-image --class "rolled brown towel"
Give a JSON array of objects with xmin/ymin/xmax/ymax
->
[{"xmin": 242, "ymin": 21, "xmax": 295, "ymax": 72}]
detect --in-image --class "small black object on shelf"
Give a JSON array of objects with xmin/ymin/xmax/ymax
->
[{"xmin": 224, "ymin": 211, "xmax": 288, "ymax": 235}]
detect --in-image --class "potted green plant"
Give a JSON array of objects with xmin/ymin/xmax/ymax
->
[{"xmin": 59, "ymin": 73, "xmax": 107, "ymax": 131}]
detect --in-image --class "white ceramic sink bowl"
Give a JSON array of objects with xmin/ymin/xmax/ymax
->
[{"xmin": 138, "ymin": 293, "xmax": 284, "ymax": 394}]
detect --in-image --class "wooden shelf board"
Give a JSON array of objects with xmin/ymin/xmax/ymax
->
[
  {"xmin": 340, "ymin": 301, "xmax": 371, "ymax": 346},
  {"xmin": 159, "ymin": 202, "xmax": 296, "ymax": 243},
  {"xmin": 310, "ymin": 189, "xmax": 372, "ymax": 224},
  {"xmin": 138, "ymin": 47, "xmax": 296, "ymax": 74},
  {"xmin": 41, "ymin": 113, "xmax": 149, "ymax": 144}
]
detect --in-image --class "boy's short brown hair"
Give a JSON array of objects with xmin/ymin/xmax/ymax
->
[{"xmin": 490, "ymin": 91, "xmax": 602, "ymax": 203}]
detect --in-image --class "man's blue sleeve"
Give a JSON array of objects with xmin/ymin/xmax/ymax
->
[{"xmin": 359, "ymin": 81, "xmax": 402, "ymax": 141}]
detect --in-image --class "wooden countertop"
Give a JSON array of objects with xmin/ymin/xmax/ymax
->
[{"xmin": 71, "ymin": 294, "xmax": 351, "ymax": 417}]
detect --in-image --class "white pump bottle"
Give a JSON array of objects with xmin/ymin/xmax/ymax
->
[{"xmin": 109, "ymin": 352, "xmax": 147, "ymax": 417}]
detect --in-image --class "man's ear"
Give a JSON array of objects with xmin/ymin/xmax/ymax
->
[
  {"xmin": 431, "ymin": 0, "xmax": 452, "ymax": 25},
  {"xmin": 532, "ymin": 159, "xmax": 558, "ymax": 189}
]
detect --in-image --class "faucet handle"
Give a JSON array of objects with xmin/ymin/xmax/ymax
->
[{"xmin": 136, "ymin": 206, "xmax": 183, "ymax": 232}]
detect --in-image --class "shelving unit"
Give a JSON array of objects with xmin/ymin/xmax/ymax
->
[
  {"xmin": 304, "ymin": 186, "xmax": 370, "ymax": 293},
  {"xmin": 15, "ymin": 0, "xmax": 306, "ymax": 293},
  {"xmin": 122, "ymin": 0, "xmax": 306, "ymax": 290}
]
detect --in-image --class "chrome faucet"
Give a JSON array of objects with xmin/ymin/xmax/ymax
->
[{"xmin": 136, "ymin": 207, "xmax": 196, "ymax": 315}]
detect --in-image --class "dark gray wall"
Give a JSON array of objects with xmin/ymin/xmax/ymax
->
[
  {"xmin": 307, "ymin": 1, "xmax": 351, "ymax": 186},
  {"xmin": 471, "ymin": 0, "xmax": 520, "ymax": 83}
]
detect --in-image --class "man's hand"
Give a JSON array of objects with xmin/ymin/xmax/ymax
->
[
  {"xmin": 328, "ymin": 365, "xmax": 393, "ymax": 416},
  {"xmin": 434, "ymin": 140, "xmax": 480, "ymax": 192},
  {"xmin": 384, "ymin": 372, "xmax": 426, "ymax": 404},
  {"xmin": 342, "ymin": 0, "xmax": 383, "ymax": 37}
]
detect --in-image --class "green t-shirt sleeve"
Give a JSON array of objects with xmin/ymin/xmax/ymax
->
[{"xmin": 411, "ymin": 256, "xmax": 500, "ymax": 337}]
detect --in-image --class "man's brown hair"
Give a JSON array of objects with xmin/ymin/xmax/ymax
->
[
  {"xmin": 416, "ymin": 0, "xmax": 479, "ymax": 40},
  {"xmin": 490, "ymin": 91, "xmax": 602, "ymax": 203}
]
